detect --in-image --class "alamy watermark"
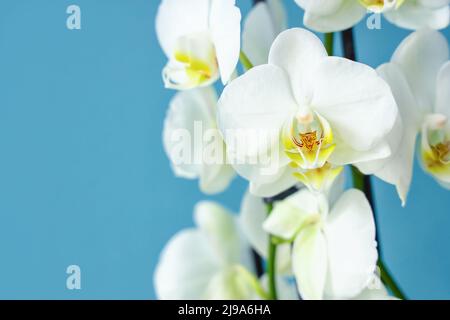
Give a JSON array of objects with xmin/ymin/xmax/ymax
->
[
  {"xmin": 66, "ymin": 5, "xmax": 81, "ymax": 30},
  {"xmin": 66, "ymin": 265, "xmax": 81, "ymax": 290}
]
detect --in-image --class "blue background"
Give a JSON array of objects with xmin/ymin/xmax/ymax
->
[{"xmin": 0, "ymin": 0, "xmax": 449, "ymax": 299}]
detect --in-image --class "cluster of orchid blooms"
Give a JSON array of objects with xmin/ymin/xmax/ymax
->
[{"xmin": 153, "ymin": 0, "xmax": 450, "ymax": 300}]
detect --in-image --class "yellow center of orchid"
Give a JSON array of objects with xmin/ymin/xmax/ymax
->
[
  {"xmin": 359, "ymin": 0, "xmax": 404, "ymax": 12},
  {"xmin": 283, "ymin": 111, "xmax": 335, "ymax": 170},
  {"xmin": 163, "ymin": 33, "xmax": 219, "ymax": 90},
  {"xmin": 282, "ymin": 111, "xmax": 342, "ymax": 192},
  {"xmin": 173, "ymin": 51, "xmax": 215, "ymax": 85},
  {"xmin": 421, "ymin": 118, "xmax": 450, "ymax": 181}
]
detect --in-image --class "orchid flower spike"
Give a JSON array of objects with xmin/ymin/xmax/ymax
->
[
  {"xmin": 156, "ymin": 0, "xmax": 241, "ymax": 90},
  {"xmin": 263, "ymin": 188, "xmax": 378, "ymax": 300},
  {"xmin": 357, "ymin": 29, "xmax": 450, "ymax": 205},
  {"xmin": 294, "ymin": 0, "xmax": 450, "ymax": 32},
  {"xmin": 218, "ymin": 28, "xmax": 398, "ymax": 197},
  {"xmin": 163, "ymin": 87, "xmax": 235, "ymax": 194}
]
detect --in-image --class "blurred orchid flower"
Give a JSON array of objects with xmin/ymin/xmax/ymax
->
[
  {"xmin": 154, "ymin": 201, "xmax": 264, "ymax": 300},
  {"xmin": 156, "ymin": 0, "xmax": 241, "ymax": 90},
  {"xmin": 263, "ymin": 188, "xmax": 378, "ymax": 300},
  {"xmin": 154, "ymin": 200, "xmax": 298, "ymax": 300},
  {"xmin": 217, "ymin": 28, "xmax": 398, "ymax": 197},
  {"xmin": 357, "ymin": 29, "xmax": 450, "ymax": 204},
  {"xmin": 294, "ymin": 0, "xmax": 449, "ymax": 32},
  {"xmin": 163, "ymin": 87, "xmax": 235, "ymax": 194},
  {"xmin": 242, "ymin": 0, "xmax": 287, "ymax": 66}
]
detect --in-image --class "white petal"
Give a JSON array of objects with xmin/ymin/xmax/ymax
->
[
  {"xmin": 205, "ymin": 265, "xmax": 261, "ymax": 300},
  {"xmin": 156, "ymin": 0, "xmax": 210, "ymax": 57},
  {"xmin": 303, "ymin": 1, "xmax": 366, "ymax": 33},
  {"xmin": 200, "ymin": 163, "xmax": 235, "ymax": 194},
  {"xmin": 419, "ymin": 0, "xmax": 450, "ymax": 9},
  {"xmin": 239, "ymin": 191, "xmax": 268, "ymax": 258},
  {"xmin": 312, "ymin": 57, "xmax": 398, "ymax": 152},
  {"xmin": 292, "ymin": 224, "xmax": 328, "ymax": 300},
  {"xmin": 353, "ymin": 276, "xmax": 398, "ymax": 300},
  {"xmin": 263, "ymin": 189, "xmax": 324, "ymax": 240},
  {"xmin": 194, "ymin": 201, "xmax": 241, "ymax": 265},
  {"xmin": 218, "ymin": 64, "xmax": 297, "ymax": 163},
  {"xmin": 392, "ymin": 29, "xmax": 449, "ymax": 114},
  {"xmin": 163, "ymin": 87, "xmax": 217, "ymax": 180},
  {"xmin": 384, "ymin": 1, "xmax": 450, "ymax": 30},
  {"xmin": 357, "ymin": 63, "xmax": 421, "ymax": 205},
  {"xmin": 435, "ymin": 61, "xmax": 450, "ymax": 118},
  {"xmin": 209, "ymin": 0, "xmax": 241, "ymax": 84},
  {"xmin": 154, "ymin": 229, "xmax": 219, "ymax": 300},
  {"xmin": 268, "ymin": 28, "xmax": 328, "ymax": 106},
  {"xmin": 248, "ymin": 166, "xmax": 298, "ymax": 198},
  {"xmin": 324, "ymin": 189, "xmax": 378, "ymax": 299},
  {"xmin": 267, "ymin": 0, "xmax": 288, "ymax": 32},
  {"xmin": 239, "ymin": 191, "xmax": 292, "ymax": 274},
  {"xmin": 295, "ymin": 0, "xmax": 343, "ymax": 15},
  {"xmin": 242, "ymin": 2, "xmax": 278, "ymax": 66},
  {"xmin": 329, "ymin": 136, "xmax": 392, "ymax": 166}
]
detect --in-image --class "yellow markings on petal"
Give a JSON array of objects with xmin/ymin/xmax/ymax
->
[
  {"xmin": 175, "ymin": 51, "xmax": 214, "ymax": 81},
  {"xmin": 163, "ymin": 33, "xmax": 219, "ymax": 90},
  {"xmin": 282, "ymin": 112, "xmax": 335, "ymax": 170},
  {"xmin": 420, "ymin": 115, "xmax": 450, "ymax": 183},
  {"xmin": 359, "ymin": 0, "xmax": 404, "ymax": 12},
  {"xmin": 282, "ymin": 112, "xmax": 341, "ymax": 191},
  {"xmin": 293, "ymin": 163, "xmax": 344, "ymax": 193}
]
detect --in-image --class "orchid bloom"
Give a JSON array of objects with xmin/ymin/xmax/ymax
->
[
  {"xmin": 154, "ymin": 201, "xmax": 263, "ymax": 300},
  {"xmin": 242, "ymin": 0, "xmax": 287, "ymax": 66},
  {"xmin": 217, "ymin": 28, "xmax": 398, "ymax": 197},
  {"xmin": 163, "ymin": 87, "xmax": 235, "ymax": 194},
  {"xmin": 154, "ymin": 200, "xmax": 298, "ymax": 300},
  {"xmin": 357, "ymin": 29, "xmax": 450, "ymax": 204},
  {"xmin": 156, "ymin": 0, "xmax": 241, "ymax": 90},
  {"xmin": 295, "ymin": 0, "xmax": 450, "ymax": 32},
  {"xmin": 263, "ymin": 188, "xmax": 378, "ymax": 300}
]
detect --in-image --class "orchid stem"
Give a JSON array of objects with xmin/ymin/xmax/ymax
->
[
  {"xmin": 324, "ymin": 33, "xmax": 334, "ymax": 56},
  {"xmin": 266, "ymin": 202, "xmax": 278, "ymax": 300},
  {"xmin": 239, "ymin": 51, "xmax": 254, "ymax": 71},
  {"xmin": 378, "ymin": 260, "xmax": 406, "ymax": 300}
]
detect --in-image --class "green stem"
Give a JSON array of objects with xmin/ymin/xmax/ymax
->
[
  {"xmin": 351, "ymin": 166, "xmax": 406, "ymax": 300},
  {"xmin": 266, "ymin": 203, "xmax": 278, "ymax": 300},
  {"xmin": 378, "ymin": 260, "xmax": 406, "ymax": 300},
  {"xmin": 239, "ymin": 51, "xmax": 254, "ymax": 71},
  {"xmin": 324, "ymin": 33, "xmax": 334, "ymax": 56}
]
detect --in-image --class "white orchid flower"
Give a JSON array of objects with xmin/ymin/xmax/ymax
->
[
  {"xmin": 357, "ymin": 29, "xmax": 450, "ymax": 204},
  {"xmin": 156, "ymin": 0, "xmax": 241, "ymax": 90},
  {"xmin": 240, "ymin": 191, "xmax": 293, "ymax": 275},
  {"xmin": 163, "ymin": 87, "xmax": 235, "ymax": 194},
  {"xmin": 154, "ymin": 201, "xmax": 264, "ymax": 300},
  {"xmin": 217, "ymin": 28, "xmax": 398, "ymax": 197},
  {"xmin": 263, "ymin": 188, "xmax": 378, "ymax": 300},
  {"xmin": 242, "ymin": 0, "xmax": 287, "ymax": 66},
  {"xmin": 154, "ymin": 200, "xmax": 298, "ymax": 300},
  {"xmin": 294, "ymin": 0, "xmax": 450, "ymax": 32}
]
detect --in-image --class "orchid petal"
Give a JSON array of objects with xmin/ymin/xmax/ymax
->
[
  {"xmin": 324, "ymin": 189, "xmax": 378, "ymax": 299},
  {"xmin": 209, "ymin": 0, "xmax": 241, "ymax": 84},
  {"xmin": 392, "ymin": 29, "xmax": 449, "ymax": 114}
]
